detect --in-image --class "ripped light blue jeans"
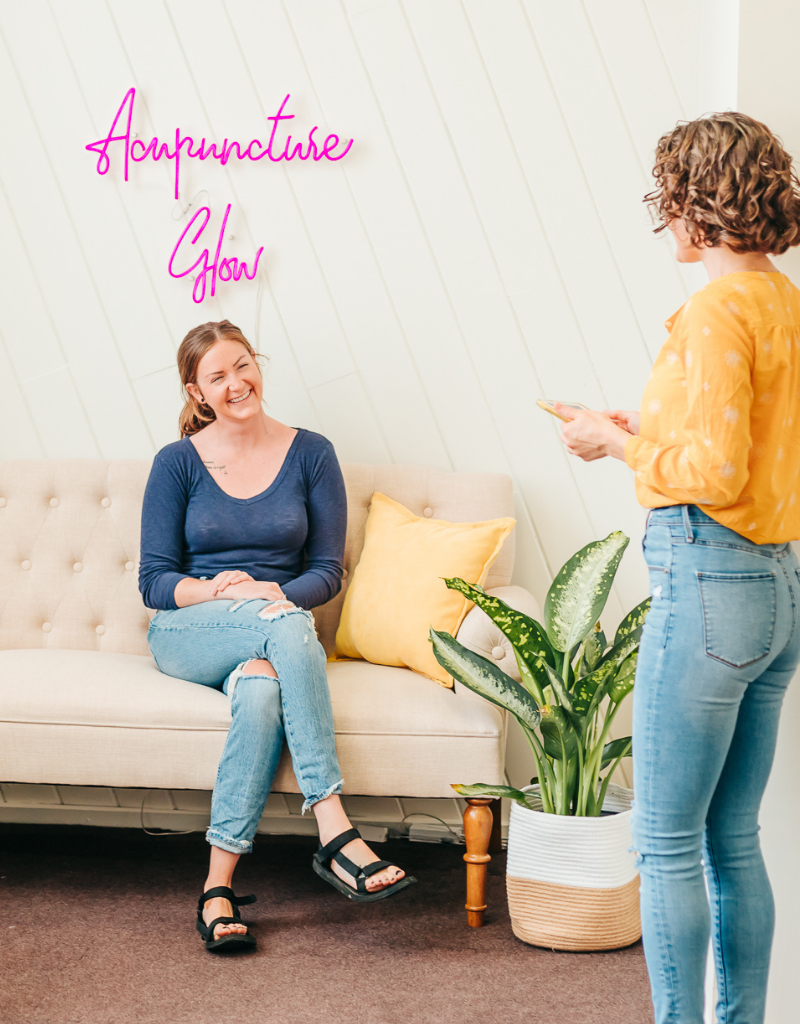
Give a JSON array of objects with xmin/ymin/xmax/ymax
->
[
  {"xmin": 147, "ymin": 598, "xmax": 343, "ymax": 855},
  {"xmin": 632, "ymin": 504, "xmax": 800, "ymax": 1024}
]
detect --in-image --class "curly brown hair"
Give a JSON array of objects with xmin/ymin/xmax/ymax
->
[
  {"xmin": 177, "ymin": 320, "xmax": 264, "ymax": 437},
  {"xmin": 644, "ymin": 111, "xmax": 800, "ymax": 254}
]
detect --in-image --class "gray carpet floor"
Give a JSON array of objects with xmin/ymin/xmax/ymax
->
[{"xmin": 0, "ymin": 824, "xmax": 653, "ymax": 1024}]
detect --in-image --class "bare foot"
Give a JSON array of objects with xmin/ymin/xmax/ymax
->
[
  {"xmin": 202, "ymin": 896, "xmax": 248, "ymax": 941},
  {"xmin": 326, "ymin": 836, "xmax": 405, "ymax": 893}
]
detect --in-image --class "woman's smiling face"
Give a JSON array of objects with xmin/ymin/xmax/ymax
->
[{"xmin": 188, "ymin": 339, "xmax": 263, "ymax": 424}]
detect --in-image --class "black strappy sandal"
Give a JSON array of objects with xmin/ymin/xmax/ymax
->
[
  {"xmin": 196, "ymin": 885, "xmax": 257, "ymax": 952},
  {"xmin": 312, "ymin": 828, "xmax": 417, "ymax": 902}
]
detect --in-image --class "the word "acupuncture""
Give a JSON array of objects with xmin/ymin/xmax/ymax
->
[{"xmin": 85, "ymin": 87, "xmax": 354, "ymax": 200}]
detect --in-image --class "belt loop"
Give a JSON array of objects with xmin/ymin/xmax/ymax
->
[{"xmin": 682, "ymin": 504, "xmax": 695, "ymax": 543}]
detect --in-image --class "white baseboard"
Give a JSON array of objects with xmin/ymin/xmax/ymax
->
[{"xmin": 0, "ymin": 783, "xmax": 511, "ymax": 843}]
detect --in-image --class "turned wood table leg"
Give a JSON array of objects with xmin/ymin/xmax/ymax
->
[
  {"xmin": 463, "ymin": 797, "xmax": 493, "ymax": 927},
  {"xmin": 488, "ymin": 797, "xmax": 503, "ymax": 854}
]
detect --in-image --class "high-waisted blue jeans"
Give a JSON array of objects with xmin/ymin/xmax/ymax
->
[
  {"xmin": 147, "ymin": 598, "xmax": 343, "ymax": 855},
  {"xmin": 632, "ymin": 503, "xmax": 800, "ymax": 1024}
]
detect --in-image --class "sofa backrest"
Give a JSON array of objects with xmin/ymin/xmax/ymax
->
[{"xmin": 0, "ymin": 459, "xmax": 515, "ymax": 657}]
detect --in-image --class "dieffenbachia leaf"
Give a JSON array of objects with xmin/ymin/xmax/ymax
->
[
  {"xmin": 582, "ymin": 627, "xmax": 606, "ymax": 674},
  {"xmin": 429, "ymin": 627, "xmax": 541, "ymax": 732},
  {"xmin": 451, "ymin": 783, "xmax": 537, "ymax": 809},
  {"xmin": 445, "ymin": 577, "xmax": 555, "ymax": 698},
  {"xmin": 608, "ymin": 652, "xmax": 637, "ymax": 703},
  {"xmin": 570, "ymin": 660, "xmax": 616, "ymax": 716},
  {"xmin": 540, "ymin": 704, "xmax": 579, "ymax": 761},
  {"xmin": 544, "ymin": 532, "xmax": 629, "ymax": 653},
  {"xmin": 543, "ymin": 662, "xmax": 575, "ymax": 714},
  {"xmin": 614, "ymin": 598, "xmax": 651, "ymax": 647},
  {"xmin": 599, "ymin": 623, "xmax": 643, "ymax": 672},
  {"xmin": 600, "ymin": 736, "xmax": 632, "ymax": 770}
]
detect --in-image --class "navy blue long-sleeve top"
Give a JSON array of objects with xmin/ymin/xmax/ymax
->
[{"xmin": 138, "ymin": 428, "xmax": 347, "ymax": 612}]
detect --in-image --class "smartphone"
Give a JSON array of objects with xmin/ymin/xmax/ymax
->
[{"xmin": 536, "ymin": 399, "xmax": 589, "ymax": 422}]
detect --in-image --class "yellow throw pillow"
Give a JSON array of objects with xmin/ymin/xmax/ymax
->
[{"xmin": 335, "ymin": 493, "xmax": 516, "ymax": 687}]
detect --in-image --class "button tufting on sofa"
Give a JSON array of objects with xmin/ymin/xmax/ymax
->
[
  {"xmin": 492, "ymin": 646, "xmax": 505, "ymax": 660},
  {"xmin": 423, "ymin": 507, "xmax": 434, "ymax": 517},
  {"xmin": 41, "ymin": 622, "xmax": 52, "ymax": 633},
  {"xmin": 73, "ymin": 562, "xmax": 83, "ymax": 573},
  {"xmin": 21, "ymin": 560, "xmax": 31, "ymax": 571},
  {"xmin": 100, "ymin": 497, "xmax": 111, "ymax": 508},
  {"xmin": 124, "ymin": 561, "xmax": 134, "ymax": 571},
  {"xmin": 0, "ymin": 497, "xmax": 6, "ymax": 507},
  {"xmin": 49, "ymin": 497, "xmax": 59, "ymax": 507},
  {"xmin": 95, "ymin": 625, "xmax": 106, "ymax": 635}
]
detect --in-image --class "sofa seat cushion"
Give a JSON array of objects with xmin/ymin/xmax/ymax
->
[{"xmin": 0, "ymin": 650, "xmax": 505, "ymax": 797}]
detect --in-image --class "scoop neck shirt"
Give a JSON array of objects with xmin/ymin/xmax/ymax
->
[{"xmin": 138, "ymin": 428, "xmax": 347, "ymax": 610}]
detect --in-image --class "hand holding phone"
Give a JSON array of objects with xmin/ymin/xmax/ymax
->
[{"xmin": 536, "ymin": 399, "xmax": 589, "ymax": 423}]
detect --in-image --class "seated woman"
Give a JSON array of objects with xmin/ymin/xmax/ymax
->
[{"xmin": 139, "ymin": 320, "xmax": 415, "ymax": 953}]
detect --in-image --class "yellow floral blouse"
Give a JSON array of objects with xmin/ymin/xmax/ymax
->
[{"xmin": 625, "ymin": 271, "xmax": 800, "ymax": 544}]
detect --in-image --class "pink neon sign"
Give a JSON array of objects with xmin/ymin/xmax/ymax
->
[
  {"xmin": 85, "ymin": 88, "xmax": 353, "ymax": 200},
  {"xmin": 85, "ymin": 88, "xmax": 353, "ymax": 303},
  {"xmin": 169, "ymin": 203, "xmax": 263, "ymax": 305}
]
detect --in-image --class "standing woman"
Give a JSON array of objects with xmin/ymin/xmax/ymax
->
[
  {"xmin": 139, "ymin": 321, "xmax": 414, "ymax": 954},
  {"xmin": 553, "ymin": 112, "xmax": 800, "ymax": 1023}
]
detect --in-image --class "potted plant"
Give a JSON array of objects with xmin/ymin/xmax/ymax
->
[{"xmin": 429, "ymin": 530, "xmax": 649, "ymax": 951}]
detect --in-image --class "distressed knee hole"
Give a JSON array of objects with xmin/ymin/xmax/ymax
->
[
  {"xmin": 243, "ymin": 658, "xmax": 277, "ymax": 678},
  {"xmin": 257, "ymin": 600, "xmax": 300, "ymax": 621}
]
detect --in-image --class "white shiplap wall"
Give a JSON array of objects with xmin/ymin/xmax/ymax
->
[{"xmin": 0, "ymin": 0, "xmax": 709, "ymax": 785}]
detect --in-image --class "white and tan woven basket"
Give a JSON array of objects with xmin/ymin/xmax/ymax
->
[{"xmin": 506, "ymin": 783, "xmax": 641, "ymax": 951}]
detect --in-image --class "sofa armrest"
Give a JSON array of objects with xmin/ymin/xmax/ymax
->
[{"xmin": 452, "ymin": 585, "xmax": 543, "ymax": 699}]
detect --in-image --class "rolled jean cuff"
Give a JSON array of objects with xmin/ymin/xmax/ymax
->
[
  {"xmin": 301, "ymin": 777, "xmax": 344, "ymax": 815},
  {"xmin": 206, "ymin": 829, "xmax": 253, "ymax": 855}
]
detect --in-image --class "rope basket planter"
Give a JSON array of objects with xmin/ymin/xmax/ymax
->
[{"xmin": 506, "ymin": 783, "xmax": 641, "ymax": 951}]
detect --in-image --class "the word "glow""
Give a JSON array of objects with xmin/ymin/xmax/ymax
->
[{"xmin": 169, "ymin": 203, "xmax": 263, "ymax": 305}]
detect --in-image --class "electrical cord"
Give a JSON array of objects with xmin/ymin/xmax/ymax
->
[
  {"xmin": 139, "ymin": 789, "xmax": 196, "ymax": 837},
  {"xmin": 401, "ymin": 812, "xmax": 461, "ymax": 841}
]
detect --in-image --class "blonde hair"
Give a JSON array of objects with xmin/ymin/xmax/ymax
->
[
  {"xmin": 177, "ymin": 321, "xmax": 263, "ymax": 437},
  {"xmin": 644, "ymin": 111, "xmax": 800, "ymax": 254}
]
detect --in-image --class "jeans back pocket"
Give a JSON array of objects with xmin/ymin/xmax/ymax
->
[{"xmin": 697, "ymin": 570, "xmax": 777, "ymax": 668}]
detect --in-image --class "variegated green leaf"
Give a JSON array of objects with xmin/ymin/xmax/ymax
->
[
  {"xmin": 543, "ymin": 662, "xmax": 575, "ymax": 714},
  {"xmin": 581, "ymin": 627, "xmax": 606, "ymax": 675},
  {"xmin": 544, "ymin": 532, "xmax": 629, "ymax": 652},
  {"xmin": 583, "ymin": 663, "xmax": 621, "ymax": 722},
  {"xmin": 600, "ymin": 736, "xmax": 632, "ymax": 770},
  {"xmin": 451, "ymin": 783, "xmax": 535, "ymax": 808},
  {"xmin": 429, "ymin": 628, "xmax": 541, "ymax": 732},
  {"xmin": 614, "ymin": 598, "xmax": 651, "ymax": 647},
  {"xmin": 599, "ymin": 623, "xmax": 643, "ymax": 672},
  {"xmin": 570, "ymin": 660, "xmax": 616, "ymax": 716},
  {"xmin": 540, "ymin": 704, "xmax": 579, "ymax": 761},
  {"xmin": 444, "ymin": 578, "xmax": 555, "ymax": 696},
  {"xmin": 609, "ymin": 652, "xmax": 637, "ymax": 703}
]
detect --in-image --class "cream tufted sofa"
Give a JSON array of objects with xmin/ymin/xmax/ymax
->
[{"xmin": 0, "ymin": 459, "xmax": 541, "ymax": 925}]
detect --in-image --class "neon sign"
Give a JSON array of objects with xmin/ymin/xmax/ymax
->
[
  {"xmin": 85, "ymin": 88, "xmax": 353, "ymax": 303},
  {"xmin": 169, "ymin": 203, "xmax": 262, "ymax": 304}
]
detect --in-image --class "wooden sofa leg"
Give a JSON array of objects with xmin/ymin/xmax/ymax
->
[
  {"xmin": 463, "ymin": 797, "xmax": 493, "ymax": 927},
  {"xmin": 488, "ymin": 797, "xmax": 503, "ymax": 854}
]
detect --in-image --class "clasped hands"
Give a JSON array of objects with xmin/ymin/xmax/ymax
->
[
  {"xmin": 206, "ymin": 571, "xmax": 287, "ymax": 603},
  {"xmin": 552, "ymin": 403, "xmax": 640, "ymax": 463}
]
